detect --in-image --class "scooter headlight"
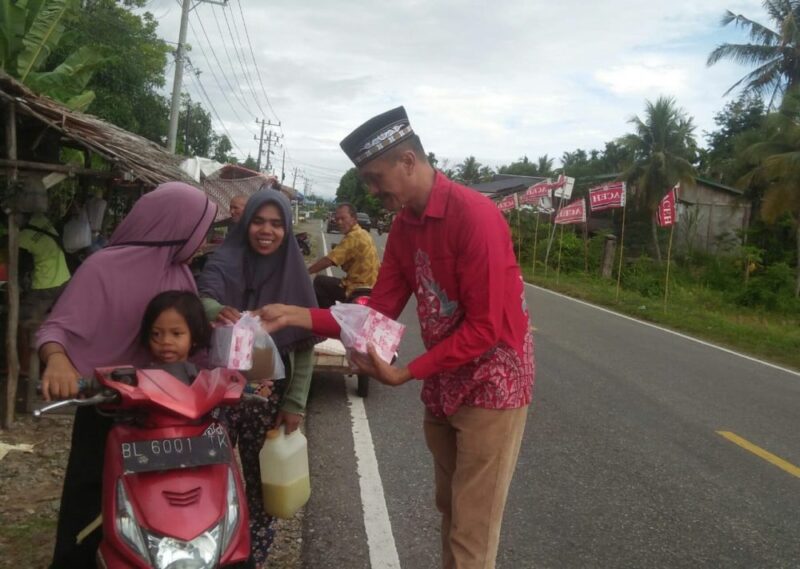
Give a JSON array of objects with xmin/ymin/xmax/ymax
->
[
  {"xmin": 219, "ymin": 466, "xmax": 241, "ymax": 555},
  {"xmin": 116, "ymin": 480, "xmax": 148, "ymax": 560},
  {"xmin": 146, "ymin": 525, "xmax": 221, "ymax": 569}
]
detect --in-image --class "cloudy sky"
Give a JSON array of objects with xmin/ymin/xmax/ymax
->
[{"xmin": 140, "ymin": 0, "xmax": 769, "ymax": 198}]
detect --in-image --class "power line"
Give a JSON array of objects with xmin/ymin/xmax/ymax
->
[
  {"xmin": 215, "ymin": 3, "xmax": 271, "ymax": 123},
  {"xmin": 187, "ymin": 14, "xmax": 257, "ymax": 135},
  {"xmin": 189, "ymin": 13, "xmax": 252, "ymax": 127},
  {"xmin": 234, "ymin": 0, "xmax": 280, "ymax": 121},
  {"xmin": 185, "ymin": 57, "xmax": 246, "ymax": 157}
]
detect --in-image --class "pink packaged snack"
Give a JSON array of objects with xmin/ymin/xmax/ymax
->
[
  {"xmin": 331, "ymin": 303, "xmax": 405, "ymax": 364},
  {"xmin": 209, "ymin": 317, "xmax": 256, "ymax": 370}
]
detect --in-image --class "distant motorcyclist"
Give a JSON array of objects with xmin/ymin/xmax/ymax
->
[{"xmin": 308, "ymin": 203, "xmax": 380, "ymax": 307}]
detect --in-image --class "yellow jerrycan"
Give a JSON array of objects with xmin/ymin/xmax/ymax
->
[{"xmin": 259, "ymin": 425, "xmax": 311, "ymax": 518}]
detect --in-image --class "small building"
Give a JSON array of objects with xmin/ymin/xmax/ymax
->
[{"xmin": 677, "ymin": 177, "xmax": 751, "ymax": 253}]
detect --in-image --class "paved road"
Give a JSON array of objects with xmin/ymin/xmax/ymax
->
[{"xmin": 301, "ymin": 223, "xmax": 800, "ymax": 569}]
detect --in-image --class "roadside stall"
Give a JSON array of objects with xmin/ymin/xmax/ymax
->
[{"xmin": 0, "ymin": 70, "xmax": 201, "ymax": 427}]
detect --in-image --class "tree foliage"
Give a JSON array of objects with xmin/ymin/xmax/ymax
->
[
  {"xmin": 620, "ymin": 96, "xmax": 698, "ymax": 260},
  {"xmin": 708, "ymin": 1, "xmax": 800, "ymax": 107},
  {"xmin": 1, "ymin": 0, "xmax": 104, "ymax": 110},
  {"xmin": 739, "ymin": 88, "xmax": 800, "ymax": 295},
  {"xmin": 335, "ymin": 168, "xmax": 381, "ymax": 216}
]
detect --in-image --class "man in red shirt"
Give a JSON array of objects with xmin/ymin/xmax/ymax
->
[{"xmin": 260, "ymin": 106, "xmax": 534, "ymax": 569}]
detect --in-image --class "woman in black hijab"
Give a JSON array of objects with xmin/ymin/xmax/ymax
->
[{"xmin": 197, "ymin": 187, "xmax": 317, "ymax": 567}]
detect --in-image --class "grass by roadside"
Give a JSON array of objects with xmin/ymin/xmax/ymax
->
[{"xmin": 523, "ymin": 268, "xmax": 800, "ymax": 371}]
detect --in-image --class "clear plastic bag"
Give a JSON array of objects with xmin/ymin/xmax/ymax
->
[
  {"xmin": 62, "ymin": 208, "xmax": 92, "ymax": 253},
  {"xmin": 330, "ymin": 302, "xmax": 405, "ymax": 364},
  {"xmin": 236, "ymin": 312, "xmax": 286, "ymax": 381}
]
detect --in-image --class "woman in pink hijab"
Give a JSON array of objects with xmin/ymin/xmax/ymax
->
[{"xmin": 37, "ymin": 182, "xmax": 217, "ymax": 568}]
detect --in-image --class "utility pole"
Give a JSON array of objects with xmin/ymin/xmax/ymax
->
[
  {"xmin": 254, "ymin": 118, "xmax": 280, "ymax": 172},
  {"xmin": 280, "ymin": 148, "xmax": 286, "ymax": 182},
  {"xmin": 291, "ymin": 167, "xmax": 299, "ymax": 193},
  {"xmin": 167, "ymin": 0, "xmax": 228, "ymax": 154},
  {"xmin": 264, "ymin": 130, "xmax": 282, "ymax": 174}
]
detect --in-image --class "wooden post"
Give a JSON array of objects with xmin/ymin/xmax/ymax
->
[
  {"xmin": 615, "ymin": 204, "xmax": 627, "ymax": 302},
  {"xmin": 664, "ymin": 223, "xmax": 675, "ymax": 313},
  {"xmin": 4, "ymin": 101, "xmax": 20, "ymax": 428},
  {"xmin": 582, "ymin": 222, "xmax": 589, "ymax": 273},
  {"xmin": 556, "ymin": 223, "xmax": 565, "ymax": 284},
  {"xmin": 532, "ymin": 212, "xmax": 540, "ymax": 278}
]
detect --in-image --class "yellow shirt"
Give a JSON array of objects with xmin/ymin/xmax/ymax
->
[
  {"xmin": 19, "ymin": 214, "xmax": 71, "ymax": 290},
  {"xmin": 327, "ymin": 224, "xmax": 380, "ymax": 296}
]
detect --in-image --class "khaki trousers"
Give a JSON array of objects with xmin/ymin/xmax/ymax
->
[{"xmin": 424, "ymin": 405, "xmax": 528, "ymax": 569}]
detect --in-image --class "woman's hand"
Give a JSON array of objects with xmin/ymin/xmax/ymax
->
[
  {"xmin": 255, "ymin": 304, "xmax": 312, "ymax": 333},
  {"xmin": 351, "ymin": 345, "xmax": 413, "ymax": 387},
  {"xmin": 274, "ymin": 410, "xmax": 303, "ymax": 435},
  {"xmin": 41, "ymin": 352, "xmax": 81, "ymax": 401},
  {"xmin": 215, "ymin": 306, "xmax": 241, "ymax": 325}
]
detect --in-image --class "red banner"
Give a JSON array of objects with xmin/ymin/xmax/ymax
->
[
  {"xmin": 519, "ymin": 183, "xmax": 551, "ymax": 205},
  {"xmin": 554, "ymin": 198, "xmax": 586, "ymax": 224},
  {"xmin": 656, "ymin": 186, "xmax": 678, "ymax": 227},
  {"xmin": 496, "ymin": 194, "xmax": 517, "ymax": 212},
  {"xmin": 588, "ymin": 181, "xmax": 626, "ymax": 212}
]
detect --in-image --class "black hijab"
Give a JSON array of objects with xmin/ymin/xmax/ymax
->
[{"xmin": 197, "ymin": 188, "xmax": 318, "ymax": 351}]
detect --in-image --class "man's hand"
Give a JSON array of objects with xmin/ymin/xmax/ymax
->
[
  {"xmin": 274, "ymin": 410, "xmax": 303, "ymax": 435},
  {"xmin": 351, "ymin": 345, "xmax": 412, "ymax": 387},
  {"xmin": 216, "ymin": 306, "xmax": 241, "ymax": 325},
  {"xmin": 41, "ymin": 352, "xmax": 81, "ymax": 401},
  {"xmin": 255, "ymin": 304, "xmax": 312, "ymax": 333}
]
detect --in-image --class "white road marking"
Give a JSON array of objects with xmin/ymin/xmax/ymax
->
[
  {"xmin": 526, "ymin": 283, "xmax": 800, "ymax": 378},
  {"xmin": 345, "ymin": 375, "xmax": 402, "ymax": 569},
  {"xmin": 321, "ymin": 225, "xmax": 401, "ymax": 568}
]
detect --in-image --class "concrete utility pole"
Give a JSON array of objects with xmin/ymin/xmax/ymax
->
[
  {"xmin": 264, "ymin": 130, "xmax": 282, "ymax": 174},
  {"xmin": 167, "ymin": 0, "xmax": 228, "ymax": 154},
  {"xmin": 254, "ymin": 119, "xmax": 280, "ymax": 172}
]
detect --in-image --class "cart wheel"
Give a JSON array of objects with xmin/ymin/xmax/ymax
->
[{"xmin": 357, "ymin": 374, "xmax": 369, "ymax": 398}]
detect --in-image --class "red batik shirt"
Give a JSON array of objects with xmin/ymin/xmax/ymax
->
[{"xmin": 311, "ymin": 172, "xmax": 534, "ymax": 417}]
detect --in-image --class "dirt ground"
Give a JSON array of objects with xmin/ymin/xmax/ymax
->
[{"xmin": 0, "ymin": 412, "xmax": 302, "ymax": 569}]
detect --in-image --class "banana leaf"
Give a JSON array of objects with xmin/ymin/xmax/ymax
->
[
  {"xmin": 17, "ymin": 0, "xmax": 76, "ymax": 82},
  {"xmin": 26, "ymin": 45, "xmax": 105, "ymax": 109},
  {"xmin": 0, "ymin": 1, "xmax": 28, "ymax": 74}
]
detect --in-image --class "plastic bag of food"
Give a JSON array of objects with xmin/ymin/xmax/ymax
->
[{"xmin": 330, "ymin": 303, "xmax": 405, "ymax": 364}]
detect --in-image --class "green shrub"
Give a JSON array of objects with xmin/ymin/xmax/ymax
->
[
  {"xmin": 733, "ymin": 262, "xmax": 797, "ymax": 311},
  {"xmin": 622, "ymin": 255, "xmax": 664, "ymax": 297}
]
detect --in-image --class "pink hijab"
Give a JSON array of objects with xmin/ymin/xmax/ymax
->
[{"xmin": 36, "ymin": 182, "xmax": 217, "ymax": 377}]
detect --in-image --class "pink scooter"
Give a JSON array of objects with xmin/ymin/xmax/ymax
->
[{"xmin": 36, "ymin": 366, "xmax": 251, "ymax": 568}]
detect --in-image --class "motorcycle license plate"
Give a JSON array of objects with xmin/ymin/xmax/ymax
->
[{"xmin": 121, "ymin": 424, "xmax": 232, "ymax": 474}]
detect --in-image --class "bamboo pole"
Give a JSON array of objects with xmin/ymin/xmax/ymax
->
[
  {"xmin": 556, "ymin": 223, "xmax": 565, "ymax": 284},
  {"xmin": 615, "ymin": 204, "xmax": 627, "ymax": 302},
  {"xmin": 582, "ymin": 222, "xmax": 589, "ymax": 273},
  {"xmin": 663, "ymin": 223, "xmax": 675, "ymax": 313},
  {"xmin": 4, "ymin": 102, "xmax": 20, "ymax": 428},
  {"xmin": 516, "ymin": 207, "xmax": 522, "ymax": 262},
  {"xmin": 532, "ymin": 211, "xmax": 541, "ymax": 278}
]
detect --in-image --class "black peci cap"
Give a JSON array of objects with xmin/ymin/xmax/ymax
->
[{"xmin": 340, "ymin": 106, "xmax": 415, "ymax": 167}]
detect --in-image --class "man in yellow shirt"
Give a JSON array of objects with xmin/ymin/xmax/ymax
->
[{"xmin": 308, "ymin": 203, "xmax": 380, "ymax": 307}]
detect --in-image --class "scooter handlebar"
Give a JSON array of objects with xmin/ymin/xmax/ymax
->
[{"xmin": 34, "ymin": 377, "xmax": 118, "ymax": 418}]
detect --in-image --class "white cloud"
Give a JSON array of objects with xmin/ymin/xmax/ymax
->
[{"xmin": 138, "ymin": 0, "xmax": 769, "ymax": 197}]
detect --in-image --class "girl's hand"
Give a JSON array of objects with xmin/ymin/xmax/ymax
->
[
  {"xmin": 274, "ymin": 410, "xmax": 303, "ymax": 435},
  {"xmin": 216, "ymin": 306, "xmax": 241, "ymax": 325},
  {"xmin": 41, "ymin": 353, "xmax": 81, "ymax": 401}
]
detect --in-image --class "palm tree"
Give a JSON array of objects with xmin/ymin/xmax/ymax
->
[
  {"xmin": 740, "ymin": 88, "xmax": 800, "ymax": 296},
  {"xmin": 536, "ymin": 155, "xmax": 555, "ymax": 177},
  {"xmin": 455, "ymin": 156, "xmax": 483, "ymax": 185},
  {"xmin": 620, "ymin": 96, "xmax": 697, "ymax": 261},
  {"xmin": 707, "ymin": 1, "xmax": 800, "ymax": 108}
]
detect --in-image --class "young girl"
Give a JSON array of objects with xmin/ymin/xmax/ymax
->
[
  {"xmin": 139, "ymin": 290, "xmax": 274, "ymax": 395},
  {"xmin": 139, "ymin": 290, "xmax": 211, "ymax": 379}
]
